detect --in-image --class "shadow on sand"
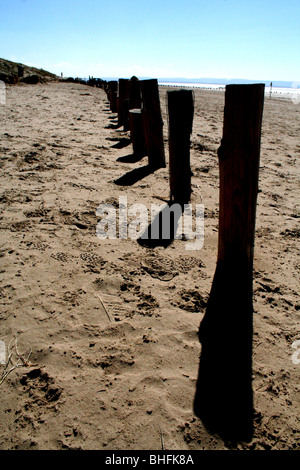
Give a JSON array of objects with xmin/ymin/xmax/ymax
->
[
  {"xmin": 105, "ymin": 123, "xmax": 121, "ymax": 130},
  {"xmin": 114, "ymin": 164, "xmax": 155, "ymax": 186},
  {"xmin": 137, "ymin": 202, "xmax": 185, "ymax": 249},
  {"xmin": 110, "ymin": 138, "xmax": 131, "ymax": 149},
  {"xmin": 193, "ymin": 259, "xmax": 254, "ymax": 443},
  {"xmin": 116, "ymin": 153, "xmax": 146, "ymax": 164}
]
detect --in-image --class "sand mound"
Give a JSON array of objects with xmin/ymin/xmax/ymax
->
[{"xmin": 0, "ymin": 58, "xmax": 58, "ymax": 84}]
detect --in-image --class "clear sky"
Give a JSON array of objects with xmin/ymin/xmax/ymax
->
[{"xmin": 1, "ymin": 0, "xmax": 299, "ymax": 81}]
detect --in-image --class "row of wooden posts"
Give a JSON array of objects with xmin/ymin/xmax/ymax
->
[
  {"xmin": 105, "ymin": 77, "xmax": 265, "ymax": 439},
  {"xmin": 105, "ymin": 77, "xmax": 195, "ymax": 204},
  {"xmin": 104, "ymin": 77, "xmax": 265, "ymax": 313}
]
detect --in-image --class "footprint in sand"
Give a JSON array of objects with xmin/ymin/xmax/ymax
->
[{"xmin": 19, "ymin": 367, "xmax": 62, "ymax": 408}]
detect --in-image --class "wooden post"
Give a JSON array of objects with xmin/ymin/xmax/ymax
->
[
  {"xmin": 129, "ymin": 109, "xmax": 146, "ymax": 158},
  {"xmin": 123, "ymin": 98, "xmax": 130, "ymax": 131},
  {"xmin": 105, "ymin": 82, "xmax": 110, "ymax": 100},
  {"xmin": 217, "ymin": 84, "xmax": 265, "ymax": 267},
  {"xmin": 167, "ymin": 89, "xmax": 194, "ymax": 204},
  {"xmin": 140, "ymin": 79, "xmax": 165, "ymax": 169},
  {"xmin": 111, "ymin": 91, "xmax": 118, "ymax": 113},
  {"xmin": 110, "ymin": 91, "xmax": 118, "ymax": 113},
  {"xmin": 194, "ymin": 84, "xmax": 265, "ymax": 441},
  {"xmin": 108, "ymin": 80, "xmax": 118, "ymax": 112},
  {"xmin": 118, "ymin": 78, "xmax": 129, "ymax": 127},
  {"xmin": 129, "ymin": 76, "xmax": 141, "ymax": 110}
]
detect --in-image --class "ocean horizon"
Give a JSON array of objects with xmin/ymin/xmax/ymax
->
[
  {"xmin": 157, "ymin": 80, "xmax": 300, "ymax": 102},
  {"xmin": 97, "ymin": 76, "xmax": 300, "ymax": 101},
  {"xmin": 76, "ymin": 75, "xmax": 300, "ymax": 102}
]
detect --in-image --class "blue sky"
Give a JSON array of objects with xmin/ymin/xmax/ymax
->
[{"xmin": 1, "ymin": 0, "xmax": 299, "ymax": 81}]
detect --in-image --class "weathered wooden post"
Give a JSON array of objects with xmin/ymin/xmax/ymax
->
[
  {"xmin": 104, "ymin": 82, "xmax": 109, "ymax": 99},
  {"xmin": 194, "ymin": 84, "xmax": 265, "ymax": 441},
  {"xmin": 107, "ymin": 81, "xmax": 112, "ymax": 101},
  {"xmin": 108, "ymin": 80, "xmax": 118, "ymax": 113},
  {"xmin": 107, "ymin": 87, "xmax": 112, "ymax": 104},
  {"xmin": 167, "ymin": 89, "xmax": 194, "ymax": 204},
  {"xmin": 140, "ymin": 79, "xmax": 165, "ymax": 169},
  {"xmin": 111, "ymin": 91, "xmax": 118, "ymax": 113},
  {"xmin": 129, "ymin": 109, "xmax": 147, "ymax": 158},
  {"xmin": 129, "ymin": 76, "xmax": 141, "ymax": 110},
  {"xmin": 123, "ymin": 98, "xmax": 130, "ymax": 131},
  {"xmin": 118, "ymin": 78, "xmax": 129, "ymax": 127},
  {"xmin": 116, "ymin": 96, "xmax": 120, "ymax": 120}
]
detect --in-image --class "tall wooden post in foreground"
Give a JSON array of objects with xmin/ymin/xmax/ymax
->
[
  {"xmin": 217, "ymin": 84, "xmax": 264, "ymax": 269},
  {"xmin": 140, "ymin": 79, "xmax": 165, "ymax": 169},
  {"xmin": 167, "ymin": 89, "xmax": 194, "ymax": 204},
  {"xmin": 194, "ymin": 84, "xmax": 265, "ymax": 441}
]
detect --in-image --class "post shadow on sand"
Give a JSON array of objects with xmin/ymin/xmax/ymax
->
[
  {"xmin": 114, "ymin": 163, "xmax": 155, "ymax": 186},
  {"xmin": 193, "ymin": 258, "xmax": 254, "ymax": 443},
  {"xmin": 105, "ymin": 122, "xmax": 121, "ymax": 130},
  {"xmin": 137, "ymin": 202, "xmax": 185, "ymax": 249},
  {"xmin": 109, "ymin": 137, "xmax": 131, "ymax": 149},
  {"xmin": 116, "ymin": 153, "xmax": 146, "ymax": 164},
  {"xmin": 105, "ymin": 115, "xmax": 121, "ymax": 129}
]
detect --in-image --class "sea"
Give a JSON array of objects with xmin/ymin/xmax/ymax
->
[{"xmin": 158, "ymin": 81, "xmax": 300, "ymax": 103}]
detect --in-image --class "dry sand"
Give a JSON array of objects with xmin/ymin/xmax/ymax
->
[{"xmin": 0, "ymin": 81, "xmax": 299, "ymax": 450}]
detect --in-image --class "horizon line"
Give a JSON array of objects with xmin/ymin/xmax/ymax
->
[{"xmin": 71, "ymin": 76, "xmax": 300, "ymax": 88}]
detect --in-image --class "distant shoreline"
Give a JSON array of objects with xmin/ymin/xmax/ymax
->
[
  {"xmin": 157, "ymin": 81, "xmax": 300, "ymax": 101},
  {"xmin": 157, "ymin": 78, "xmax": 300, "ymax": 89},
  {"xmin": 99, "ymin": 77, "xmax": 300, "ymax": 89}
]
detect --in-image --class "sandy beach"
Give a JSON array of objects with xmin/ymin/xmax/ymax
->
[{"xmin": 0, "ymin": 81, "xmax": 299, "ymax": 450}]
